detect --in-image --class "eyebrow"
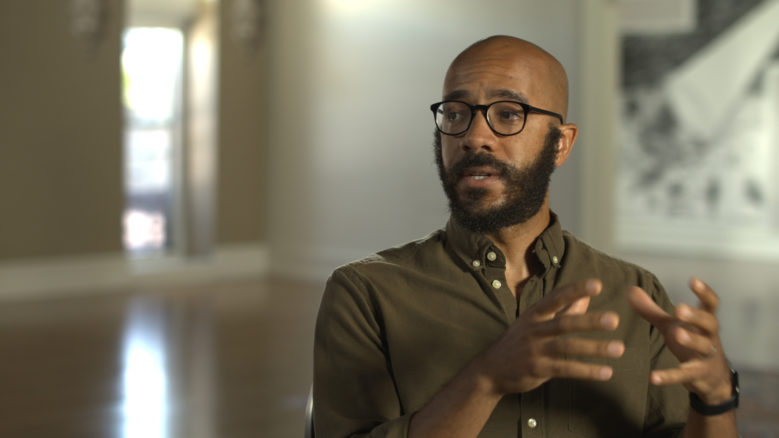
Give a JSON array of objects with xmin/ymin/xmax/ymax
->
[
  {"xmin": 443, "ymin": 88, "xmax": 529, "ymax": 103},
  {"xmin": 490, "ymin": 89, "xmax": 528, "ymax": 103}
]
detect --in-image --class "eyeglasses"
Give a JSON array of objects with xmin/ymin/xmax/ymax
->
[{"xmin": 430, "ymin": 100, "xmax": 564, "ymax": 136}]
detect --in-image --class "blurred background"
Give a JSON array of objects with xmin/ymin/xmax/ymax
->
[{"xmin": 0, "ymin": 0, "xmax": 777, "ymax": 436}]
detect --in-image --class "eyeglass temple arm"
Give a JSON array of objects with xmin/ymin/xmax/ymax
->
[{"xmin": 526, "ymin": 105, "xmax": 565, "ymax": 124}]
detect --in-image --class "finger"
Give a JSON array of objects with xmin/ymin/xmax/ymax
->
[
  {"xmin": 534, "ymin": 311, "xmax": 620, "ymax": 336},
  {"xmin": 538, "ymin": 357, "xmax": 614, "ymax": 381},
  {"xmin": 689, "ymin": 277, "xmax": 719, "ymax": 314},
  {"xmin": 532, "ymin": 279, "xmax": 601, "ymax": 321},
  {"xmin": 559, "ymin": 296, "xmax": 591, "ymax": 316},
  {"xmin": 627, "ymin": 286, "xmax": 674, "ymax": 329},
  {"xmin": 543, "ymin": 337, "xmax": 625, "ymax": 359},
  {"xmin": 672, "ymin": 325, "xmax": 717, "ymax": 357},
  {"xmin": 675, "ymin": 303, "xmax": 719, "ymax": 335},
  {"xmin": 650, "ymin": 361, "xmax": 705, "ymax": 386}
]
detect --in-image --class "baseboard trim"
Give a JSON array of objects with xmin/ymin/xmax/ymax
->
[{"xmin": 0, "ymin": 243, "xmax": 270, "ymax": 300}]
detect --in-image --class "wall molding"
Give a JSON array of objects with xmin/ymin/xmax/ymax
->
[
  {"xmin": 577, "ymin": 0, "xmax": 619, "ymax": 254},
  {"xmin": 0, "ymin": 243, "xmax": 270, "ymax": 300}
]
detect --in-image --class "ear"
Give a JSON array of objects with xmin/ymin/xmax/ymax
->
[{"xmin": 554, "ymin": 123, "xmax": 578, "ymax": 167}]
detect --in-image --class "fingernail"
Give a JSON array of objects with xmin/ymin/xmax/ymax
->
[
  {"xmin": 651, "ymin": 374, "xmax": 662, "ymax": 385},
  {"xmin": 601, "ymin": 314, "xmax": 617, "ymax": 328},
  {"xmin": 586, "ymin": 280, "xmax": 599, "ymax": 294},
  {"xmin": 600, "ymin": 367, "xmax": 613, "ymax": 380},
  {"xmin": 608, "ymin": 342, "xmax": 624, "ymax": 357}
]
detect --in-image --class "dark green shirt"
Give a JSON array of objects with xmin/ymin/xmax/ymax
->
[{"xmin": 314, "ymin": 215, "xmax": 687, "ymax": 437}]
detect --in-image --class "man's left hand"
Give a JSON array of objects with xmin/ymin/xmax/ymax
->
[{"xmin": 627, "ymin": 278, "xmax": 733, "ymax": 404}]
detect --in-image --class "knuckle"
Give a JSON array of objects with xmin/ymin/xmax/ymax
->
[
  {"xmin": 710, "ymin": 293, "xmax": 720, "ymax": 308},
  {"xmin": 555, "ymin": 317, "xmax": 571, "ymax": 332},
  {"xmin": 527, "ymin": 341, "xmax": 543, "ymax": 356},
  {"xmin": 589, "ymin": 366, "xmax": 604, "ymax": 379},
  {"xmin": 554, "ymin": 338, "xmax": 571, "ymax": 356},
  {"xmin": 709, "ymin": 316, "xmax": 719, "ymax": 331},
  {"xmin": 529, "ymin": 361, "xmax": 546, "ymax": 377},
  {"xmin": 589, "ymin": 313, "xmax": 606, "ymax": 328},
  {"xmin": 694, "ymin": 337, "xmax": 710, "ymax": 353}
]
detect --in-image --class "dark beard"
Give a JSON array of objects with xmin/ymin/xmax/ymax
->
[{"xmin": 434, "ymin": 126, "xmax": 561, "ymax": 233}]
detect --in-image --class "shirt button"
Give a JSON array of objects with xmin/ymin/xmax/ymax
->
[
  {"xmin": 491, "ymin": 279, "xmax": 502, "ymax": 289},
  {"xmin": 472, "ymin": 260, "xmax": 481, "ymax": 268},
  {"xmin": 528, "ymin": 418, "xmax": 538, "ymax": 429},
  {"xmin": 486, "ymin": 251, "xmax": 497, "ymax": 261},
  {"xmin": 551, "ymin": 255, "xmax": 559, "ymax": 265}
]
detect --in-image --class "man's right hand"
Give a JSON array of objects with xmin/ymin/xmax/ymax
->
[
  {"xmin": 472, "ymin": 279, "xmax": 625, "ymax": 396},
  {"xmin": 409, "ymin": 279, "xmax": 626, "ymax": 438}
]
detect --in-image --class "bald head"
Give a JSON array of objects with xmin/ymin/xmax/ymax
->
[{"xmin": 444, "ymin": 35, "xmax": 570, "ymax": 120}]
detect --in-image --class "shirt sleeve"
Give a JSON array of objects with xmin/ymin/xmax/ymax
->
[
  {"xmin": 643, "ymin": 274, "xmax": 688, "ymax": 438},
  {"xmin": 313, "ymin": 266, "xmax": 412, "ymax": 438}
]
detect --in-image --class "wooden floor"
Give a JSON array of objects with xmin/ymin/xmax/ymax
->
[{"xmin": 0, "ymin": 276, "xmax": 776, "ymax": 437}]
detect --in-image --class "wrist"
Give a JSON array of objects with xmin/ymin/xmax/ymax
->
[
  {"xmin": 689, "ymin": 368, "xmax": 739, "ymax": 416},
  {"xmin": 698, "ymin": 380, "xmax": 734, "ymax": 405},
  {"xmin": 463, "ymin": 355, "xmax": 502, "ymax": 399}
]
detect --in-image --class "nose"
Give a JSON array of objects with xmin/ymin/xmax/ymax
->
[{"xmin": 462, "ymin": 109, "xmax": 496, "ymax": 153}]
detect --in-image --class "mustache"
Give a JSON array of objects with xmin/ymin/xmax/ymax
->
[{"xmin": 448, "ymin": 153, "xmax": 512, "ymax": 181}]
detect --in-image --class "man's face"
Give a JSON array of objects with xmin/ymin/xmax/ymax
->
[
  {"xmin": 436, "ymin": 42, "xmax": 564, "ymax": 233},
  {"xmin": 435, "ymin": 127, "xmax": 559, "ymax": 233}
]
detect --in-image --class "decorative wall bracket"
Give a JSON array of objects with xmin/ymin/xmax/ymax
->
[
  {"xmin": 71, "ymin": 0, "xmax": 109, "ymax": 56},
  {"xmin": 231, "ymin": 0, "xmax": 264, "ymax": 57}
]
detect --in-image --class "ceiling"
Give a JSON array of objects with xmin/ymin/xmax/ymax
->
[{"xmin": 126, "ymin": 0, "xmax": 202, "ymax": 27}]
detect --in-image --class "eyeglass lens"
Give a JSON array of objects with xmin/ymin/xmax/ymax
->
[{"xmin": 435, "ymin": 101, "xmax": 526, "ymax": 135}]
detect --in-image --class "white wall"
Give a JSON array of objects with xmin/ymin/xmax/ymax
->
[
  {"xmin": 620, "ymin": 251, "xmax": 779, "ymax": 370},
  {"xmin": 264, "ymin": 0, "xmax": 583, "ymax": 279}
]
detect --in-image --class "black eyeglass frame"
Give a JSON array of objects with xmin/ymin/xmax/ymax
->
[{"xmin": 430, "ymin": 100, "xmax": 565, "ymax": 136}]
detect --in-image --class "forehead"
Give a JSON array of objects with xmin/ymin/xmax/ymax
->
[{"xmin": 443, "ymin": 44, "xmax": 555, "ymax": 106}]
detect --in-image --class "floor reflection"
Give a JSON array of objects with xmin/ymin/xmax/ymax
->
[
  {"xmin": 1, "ymin": 276, "xmax": 773, "ymax": 437},
  {"xmin": 121, "ymin": 298, "xmax": 168, "ymax": 438},
  {"xmin": 119, "ymin": 293, "xmax": 217, "ymax": 438}
]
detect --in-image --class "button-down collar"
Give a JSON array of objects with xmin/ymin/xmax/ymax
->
[{"xmin": 445, "ymin": 211, "xmax": 566, "ymax": 274}]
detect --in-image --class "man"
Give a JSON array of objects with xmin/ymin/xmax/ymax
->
[{"xmin": 313, "ymin": 35, "xmax": 739, "ymax": 437}]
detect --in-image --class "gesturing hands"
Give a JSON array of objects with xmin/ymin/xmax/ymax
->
[
  {"xmin": 476, "ymin": 279, "xmax": 625, "ymax": 397},
  {"xmin": 474, "ymin": 276, "xmax": 731, "ymax": 405},
  {"xmin": 627, "ymin": 278, "xmax": 733, "ymax": 404}
]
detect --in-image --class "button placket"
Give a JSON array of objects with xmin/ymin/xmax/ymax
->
[
  {"xmin": 477, "ymin": 247, "xmax": 514, "ymax": 321},
  {"xmin": 521, "ymin": 386, "xmax": 545, "ymax": 436},
  {"xmin": 485, "ymin": 248, "xmax": 504, "ymax": 291}
]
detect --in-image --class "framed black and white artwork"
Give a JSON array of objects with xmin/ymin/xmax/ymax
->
[{"xmin": 616, "ymin": 0, "xmax": 779, "ymax": 259}]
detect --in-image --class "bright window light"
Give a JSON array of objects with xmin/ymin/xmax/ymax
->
[
  {"xmin": 121, "ymin": 301, "xmax": 168, "ymax": 438},
  {"xmin": 121, "ymin": 27, "xmax": 183, "ymax": 254}
]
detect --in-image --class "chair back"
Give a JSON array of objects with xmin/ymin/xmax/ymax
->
[{"xmin": 304, "ymin": 386, "xmax": 314, "ymax": 438}]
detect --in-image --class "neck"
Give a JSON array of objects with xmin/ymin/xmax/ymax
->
[{"xmin": 485, "ymin": 207, "xmax": 551, "ymax": 296}]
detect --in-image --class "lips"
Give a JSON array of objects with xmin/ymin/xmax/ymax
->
[
  {"xmin": 463, "ymin": 166, "xmax": 499, "ymax": 179},
  {"xmin": 457, "ymin": 166, "xmax": 503, "ymax": 190},
  {"xmin": 448, "ymin": 153, "xmax": 509, "ymax": 189}
]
